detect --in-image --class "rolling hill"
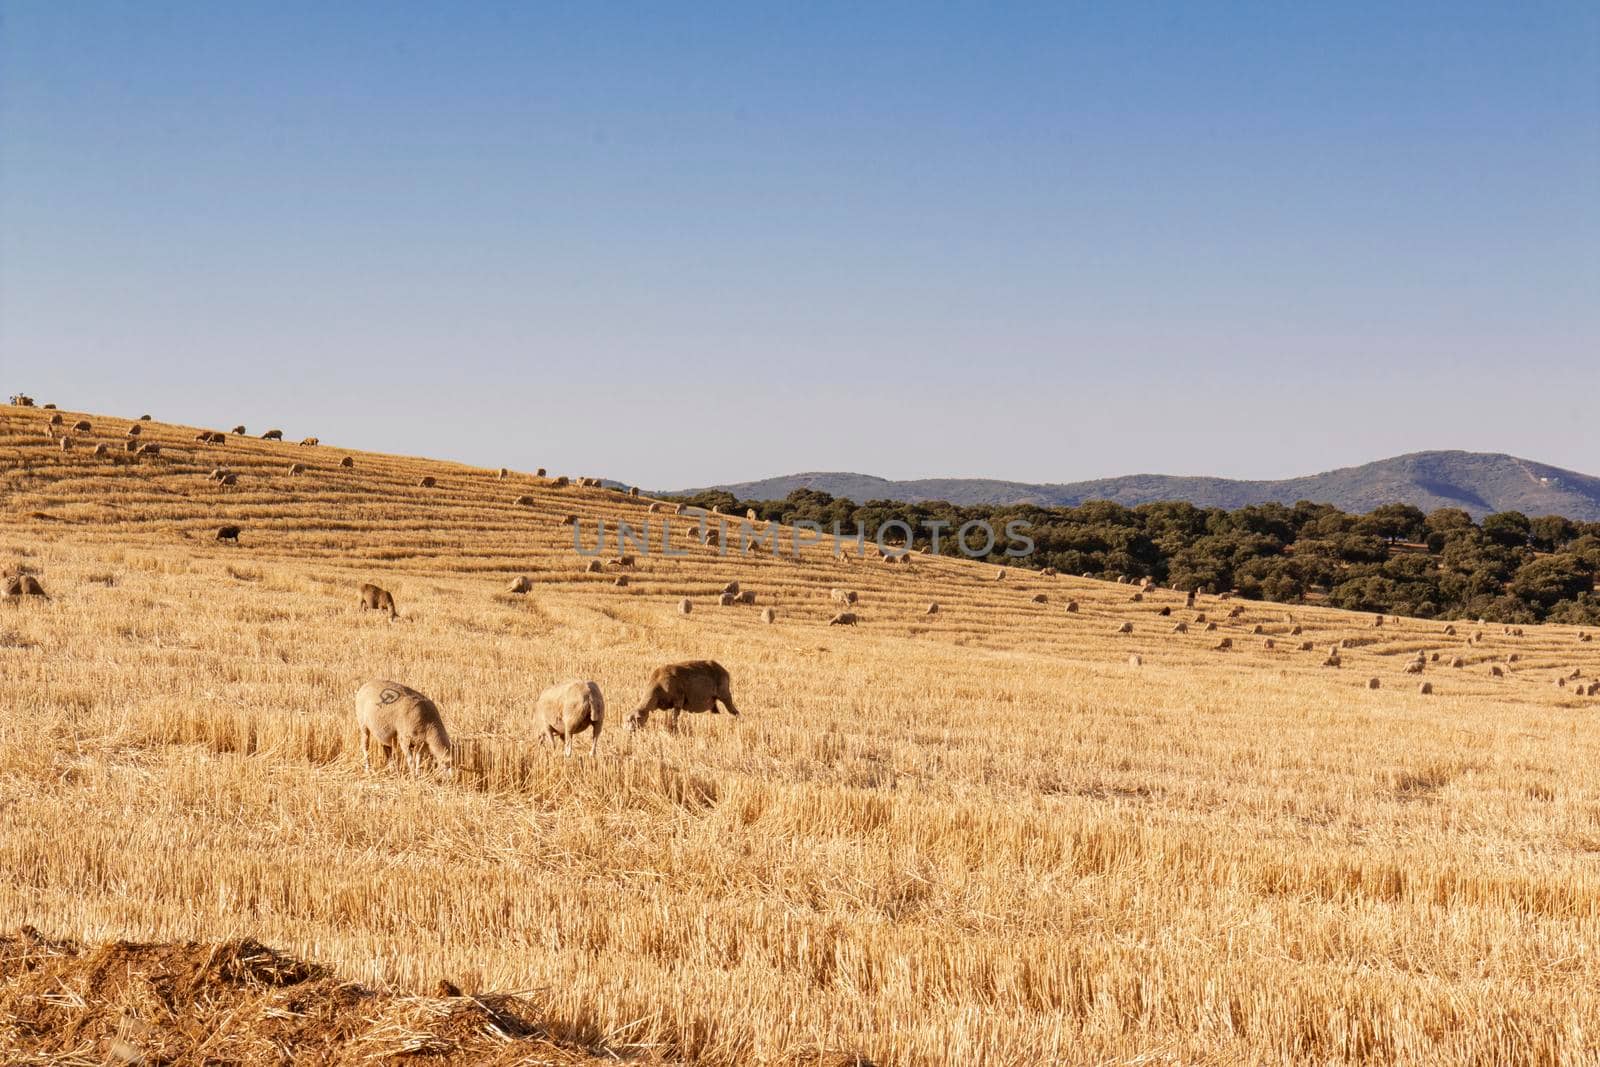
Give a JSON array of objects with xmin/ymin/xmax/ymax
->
[{"xmin": 675, "ymin": 451, "xmax": 1600, "ymax": 521}]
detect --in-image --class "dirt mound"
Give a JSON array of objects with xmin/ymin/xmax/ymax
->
[{"xmin": 0, "ymin": 927, "xmax": 606, "ymax": 1065}]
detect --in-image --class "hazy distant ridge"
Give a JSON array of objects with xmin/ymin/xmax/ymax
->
[{"xmin": 673, "ymin": 451, "xmax": 1600, "ymax": 522}]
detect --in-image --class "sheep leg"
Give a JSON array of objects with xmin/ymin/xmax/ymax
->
[
  {"xmin": 590, "ymin": 721, "xmax": 602, "ymax": 758},
  {"xmin": 719, "ymin": 689, "xmax": 741, "ymax": 716},
  {"xmin": 361, "ymin": 726, "xmax": 372, "ymax": 773},
  {"xmin": 669, "ymin": 708, "xmax": 681, "ymax": 733},
  {"xmin": 562, "ymin": 720, "xmax": 573, "ymax": 758}
]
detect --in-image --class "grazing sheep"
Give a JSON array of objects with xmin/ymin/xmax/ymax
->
[
  {"xmin": 1227, "ymin": 606, "xmax": 1243, "ymax": 619},
  {"xmin": 1158, "ymin": 606, "xmax": 1171, "ymax": 616},
  {"xmin": 925, "ymin": 602, "xmax": 939, "ymax": 615},
  {"xmin": 736, "ymin": 590, "xmax": 756, "ymax": 605},
  {"xmin": 1204, "ymin": 622, "xmax": 1218, "ymax": 632},
  {"xmin": 355, "ymin": 679, "xmax": 453, "ymax": 777},
  {"xmin": 209, "ymin": 467, "xmax": 230, "ymax": 481},
  {"xmin": 1251, "ymin": 624, "xmax": 1264, "ymax": 634},
  {"xmin": 1194, "ymin": 613, "xmax": 1207, "ymax": 624},
  {"xmin": 745, "ymin": 508, "xmax": 756, "ymax": 520},
  {"xmin": 831, "ymin": 588, "xmax": 858, "ymax": 606},
  {"xmin": 48, "ymin": 413, "xmax": 63, "ymax": 426},
  {"xmin": 1506, "ymin": 653, "xmax": 1521, "ymax": 663},
  {"xmin": 1115, "ymin": 621, "xmax": 1133, "ymax": 634},
  {"xmin": 678, "ymin": 598, "xmax": 693, "ymax": 616},
  {"xmin": 1214, "ymin": 637, "xmax": 1233, "ymax": 650},
  {"xmin": 418, "ymin": 476, "xmax": 436, "ymax": 488},
  {"xmin": 614, "ymin": 575, "xmax": 629, "ymax": 587},
  {"xmin": 1556, "ymin": 677, "xmax": 1568, "ymax": 689},
  {"xmin": 626, "ymin": 660, "xmax": 738, "ymax": 731},
  {"xmin": 219, "ymin": 473, "xmax": 237, "ymax": 485},
  {"xmin": 553, "ymin": 476, "xmax": 569, "ymax": 487},
  {"xmin": 1580, "ymin": 632, "xmax": 1591, "ymax": 642},
  {"xmin": 1065, "ymin": 600, "xmax": 1079, "ymax": 613},
  {"xmin": 93, "ymin": 443, "xmax": 108, "ymax": 457},
  {"xmin": 1040, "ymin": 567, "xmax": 1058, "ymax": 577},
  {"xmin": 1490, "ymin": 665, "xmax": 1505, "ymax": 678},
  {"xmin": 138, "ymin": 414, "xmax": 150, "ymax": 421},
  {"xmin": 262, "ymin": 429, "xmax": 283, "ymax": 440},
  {"xmin": 1323, "ymin": 652, "xmax": 1342, "ymax": 668},
  {"xmin": 1373, "ymin": 614, "xmax": 1384, "ymax": 628},
  {"xmin": 515, "ymin": 495, "xmax": 535, "ymax": 506},
  {"xmin": 194, "ymin": 432, "xmax": 211, "ymax": 442},
  {"xmin": 585, "ymin": 560, "xmax": 603, "ymax": 574},
  {"xmin": 1128, "ymin": 654, "xmax": 1143, "ymax": 666},
  {"xmin": 1367, "ymin": 677, "xmax": 1381, "ymax": 689},
  {"xmin": 536, "ymin": 679, "xmax": 605, "ymax": 757},
  {"xmin": 1298, "ymin": 640, "xmax": 1314, "ymax": 651},
  {"xmin": 359, "ymin": 582, "xmax": 398, "ymax": 618},
  {"xmin": 288, "ymin": 462, "xmax": 306, "ymax": 475},
  {"xmin": 126, "ymin": 425, "xmax": 141, "ymax": 437},
  {"xmin": 1430, "ymin": 653, "xmax": 1440, "ymax": 662},
  {"xmin": 339, "ymin": 456, "xmax": 354, "ymax": 468},
  {"xmin": 560, "ymin": 514, "xmax": 578, "ymax": 526},
  {"xmin": 208, "ymin": 431, "xmax": 226, "ymax": 444},
  {"xmin": 718, "ymin": 592, "xmax": 735, "ymax": 607},
  {"xmin": 628, "ymin": 487, "xmax": 641, "ymax": 497},
  {"xmin": 722, "ymin": 581, "xmax": 740, "ymax": 596},
  {"xmin": 1404, "ymin": 660, "xmax": 1424, "ymax": 675},
  {"xmin": 299, "ymin": 437, "xmax": 319, "ymax": 446},
  {"xmin": 995, "ymin": 568, "xmax": 1006, "ymax": 581},
  {"xmin": 1262, "ymin": 638, "xmax": 1276, "ymax": 650},
  {"xmin": 506, "ymin": 576, "xmax": 533, "ymax": 594},
  {"xmin": 1172, "ymin": 622, "xmax": 1189, "ymax": 634},
  {"xmin": 610, "ymin": 555, "xmax": 637, "ymax": 569},
  {"xmin": 231, "ymin": 425, "xmax": 246, "ymax": 435},
  {"xmin": 830, "ymin": 612, "xmax": 860, "ymax": 626},
  {"xmin": 1418, "ymin": 682, "xmax": 1434, "ymax": 695},
  {"xmin": 761, "ymin": 607, "xmax": 776, "ymax": 624},
  {"xmin": 497, "ymin": 468, "xmax": 509, "ymax": 480},
  {"xmin": 1130, "ymin": 592, "xmax": 1143, "ymax": 602},
  {"xmin": 535, "ymin": 468, "xmax": 547, "ymax": 477},
  {"xmin": 216, "ymin": 525, "xmax": 242, "ymax": 543},
  {"xmin": 648, "ymin": 502, "xmax": 663, "ymax": 513},
  {"xmin": 1290, "ymin": 625, "xmax": 1302, "ymax": 635},
  {"xmin": 123, "ymin": 440, "xmax": 141, "ymax": 453},
  {"xmin": 69, "ymin": 419, "xmax": 91, "ymax": 433},
  {"xmin": 1450, "ymin": 657, "xmax": 1465, "ymax": 668},
  {"xmin": 1443, "ymin": 625, "xmax": 1456, "ymax": 636},
  {"xmin": 136, "ymin": 442, "xmax": 160, "ymax": 455},
  {"xmin": 1218, "ymin": 592, "xmax": 1233, "ymax": 601},
  {"xmin": 1032, "ymin": 593, "xmax": 1048, "ymax": 604},
  {"xmin": 1, "ymin": 575, "xmax": 48, "ymax": 599},
  {"xmin": 59, "ymin": 437, "xmax": 73, "ymax": 452}
]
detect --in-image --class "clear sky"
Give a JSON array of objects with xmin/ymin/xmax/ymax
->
[{"xmin": 2, "ymin": 2, "xmax": 1596, "ymax": 488}]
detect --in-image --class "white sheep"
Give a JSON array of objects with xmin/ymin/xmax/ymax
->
[
  {"xmin": 355, "ymin": 680, "xmax": 453, "ymax": 777},
  {"xmin": 536, "ymin": 679, "xmax": 604, "ymax": 757}
]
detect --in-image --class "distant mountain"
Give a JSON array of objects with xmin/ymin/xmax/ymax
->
[{"xmin": 670, "ymin": 452, "xmax": 1600, "ymax": 522}]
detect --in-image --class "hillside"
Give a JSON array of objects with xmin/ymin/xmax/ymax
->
[
  {"xmin": 3, "ymin": 403, "xmax": 1600, "ymax": 1065},
  {"xmin": 676, "ymin": 451, "xmax": 1600, "ymax": 520}
]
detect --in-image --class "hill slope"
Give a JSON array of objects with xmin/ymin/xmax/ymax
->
[{"xmin": 676, "ymin": 451, "xmax": 1600, "ymax": 520}]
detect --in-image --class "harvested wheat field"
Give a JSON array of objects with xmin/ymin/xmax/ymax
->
[{"xmin": 3, "ymin": 404, "xmax": 1600, "ymax": 1065}]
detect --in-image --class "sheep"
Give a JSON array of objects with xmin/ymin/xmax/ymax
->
[
  {"xmin": 1184, "ymin": 591, "xmax": 1197, "ymax": 607},
  {"xmin": 1158, "ymin": 606, "xmax": 1172, "ymax": 617},
  {"xmin": 1130, "ymin": 593, "xmax": 1143, "ymax": 603},
  {"xmin": 92, "ymin": 443, "xmax": 108, "ymax": 457},
  {"xmin": 1404, "ymin": 660, "xmax": 1425, "ymax": 675},
  {"xmin": 995, "ymin": 568, "xmax": 1006, "ymax": 581},
  {"xmin": 626, "ymin": 660, "xmax": 738, "ymax": 731},
  {"xmin": 1580, "ymin": 632, "xmax": 1592, "ymax": 643},
  {"xmin": 288, "ymin": 463, "xmax": 306, "ymax": 475},
  {"xmin": 1490, "ymin": 665, "xmax": 1505, "ymax": 678},
  {"xmin": 1251, "ymin": 624, "xmax": 1264, "ymax": 634},
  {"xmin": 67, "ymin": 419, "xmax": 92, "ymax": 434},
  {"xmin": 1262, "ymin": 638, "xmax": 1276, "ymax": 650},
  {"xmin": 830, "ymin": 612, "xmax": 859, "ymax": 626},
  {"xmin": 535, "ymin": 468, "xmax": 547, "ymax": 477},
  {"xmin": 629, "ymin": 487, "xmax": 641, "ymax": 497},
  {"xmin": 536, "ymin": 679, "xmax": 605, "ymax": 757},
  {"xmin": 515, "ymin": 495, "xmax": 535, "ymax": 506},
  {"xmin": 1204, "ymin": 622, "xmax": 1218, "ymax": 632},
  {"xmin": 1431, "ymin": 652, "xmax": 1441, "ymax": 662},
  {"xmin": 678, "ymin": 597, "xmax": 693, "ymax": 615},
  {"xmin": 1227, "ymin": 606, "xmax": 1243, "ymax": 619},
  {"xmin": 506, "ymin": 575, "xmax": 533, "ymax": 594},
  {"xmin": 123, "ymin": 440, "xmax": 139, "ymax": 453},
  {"xmin": 216, "ymin": 525, "xmax": 241, "ymax": 543},
  {"xmin": 736, "ymin": 590, "xmax": 757, "ymax": 605},
  {"xmin": 745, "ymin": 508, "xmax": 757, "ymax": 520},
  {"xmin": 560, "ymin": 514, "xmax": 578, "ymax": 526},
  {"xmin": 1506, "ymin": 653, "xmax": 1521, "ymax": 663},
  {"xmin": 194, "ymin": 432, "xmax": 211, "ymax": 442},
  {"xmin": 231, "ymin": 425, "xmax": 246, "ymax": 435},
  {"xmin": 609, "ymin": 555, "xmax": 636, "ymax": 569},
  {"xmin": 1171, "ymin": 622, "xmax": 1189, "ymax": 634},
  {"xmin": 208, "ymin": 431, "xmax": 226, "ymax": 444},
  {"xmin": 299, "ymin": 437, "xmax": 319, "ymax": 446},
  {"xmin": 498, "ymin": 468, "xmax": 509, "ymax": 480},
  {"xmin": 648, "ymin": 502, "xmax": 663, "ymax": 513},
  {"xmin": 831, "ymin": 588, "xmax": 858, "ymax": 606},
  {"xmin": 138, "ymin": 414, "xmax": 151, "ymax": 421},
  {"xmin": 1031, "ymin": 593, "xmax": 1048, "ymax": 604},
  {"xmin": 614, "ymin": 575, "xmax": 629, "ymax": 588},
  {"xmin": 126, "ymin": 425, "xmax": 141, "ymax": 437},
  {"xmin": 136, "ymin": 442, "xmax": 161, "ymax": 455},
  {"xmin": 1290, "ymin": 625, "xmax": 1302, "ymax": 635},
  {"xmin": 925, "ymin": 602, "xmax": 939, "ymax": 615},
  {"xmin": 1214, "ymin": 637, "xmax": 1233, "ymax": 650},
  {"xmin": 1373, "ymin": 614, "xmax": 1385, "ymax": 628},
  {"xmin": 1194, "ymin": 613, "xmax": 1207, "ymax": 624},
  {"xmin": 1450, "ymin": 657, "xmax": 1465, "ymax": 668},
  {"xmin": 1040, "ymin": 567, "xmax": 1058, "ymax": 577},
  {"xmin": 1298, "ymin": 640, "xmax": 1314, "ymax": 651},
  {"xmin": 262, "ymin": 429, "xmax": 283, "ymax": 440},
  {"xmin": 219, "ymin": 473, "xmax": 237, "ymax": 485},
  {"xmin": 1115, "ymin": 621, "xmax": 1133, "ymax": 634},
  {"xmin": 355, "ymin": 679, "xmax": 453, "ymax": 777},
  {"xmin": 1323, "ymin": 652, "xmax": 1341, "ymax": 668},
  {"xmin": 1065, "ymin": 600, "xmax": 1079, "ymax": 613},
  {"xmin": 209, "ymin": 467, "xmax": 230, "ymax": 481},
  {"xmin": 359, "ymin": 582, "xmax": 398, "ymax": 618},
  {"xmin": 1128, "ymin": 654, "xmax": 1143, "ymax": 666},
  {"xmin": 722, "ymin": 581, "xmax": 740, "ymax": 596},
  {"xmin": 761, "ymin": 607, "xmax": 776, "ymax": 624},
  {"xmin": 59, "ymin": 437, "xmax": 73, "ymax": 452},
  {"xmin": 553, "ymin": 476, "xmax": 569, "ymax": 487},
  {"xmin": 1418, "ymin": 682, "xmax": 1434, "ymax": 695},
  {"xmin": 585, "ymin": 560, "xmax": 603, "ymax": 573},
  {"xmin": 1443, "ymin": 625, "xmax": 1457, "ymax": 636},
  {"xmin": 48, "ymin": 413, "xmax": 63, "ymax": 426},
  {"xmin": 418, "ymin": 476, "xmax": 436, "ymax": 488},
  {"xmin": 1367, "ymin": 678, "xmax": 1381, "ymax": 690},
  {"xmin": 1556, "ymin": 677, "xmax": 1568, "ymax": 689},
  {"xmin": 718, "ymin": 592, "xmax": 735, "ymax": 607},
  {"xmin": 1, "ymin": 575, "xmax": 48, "ymax": 599}
]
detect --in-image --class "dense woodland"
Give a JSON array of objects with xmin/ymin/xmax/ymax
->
[{"xmin": 673, "ymin": 488, "xmax": 1600, "ymax": 625}]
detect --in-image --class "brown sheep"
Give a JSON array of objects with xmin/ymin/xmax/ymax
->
[
  {"xmin": 219, "ymin": 473, "xmax": 237, "ymax": 486},
  {"xmin": 93, "ymin": 443, "xmax": 108, "ymax": 457},
  {"xmin": 1194, "ymin": 613, "xmax": 1207, "ymax": 623},
  {"xmin": 288, "ymin": 462, "xmax": 306, "ymax": 475},
  {"xmin": 1404, "ymin": 660, "xmax": 1424, "ymax": 675},
  {"xmin": 498, "ymin": 468, "xmax": 509, "ymax": 480},
  {"xmin": 299, "ymin": 437, "xmax": 319, "ymax": 446},
  {"xmin": 736, "ymin": 590, "xmax": 757, "ymax": 605},
  {"xmin": 262, "ymin": 429, "xmax": 283, "ymax": 440},
  {"xmin": 535, "ymin": 468, "xmax": 547, "ymax": 477},
  {"xmin": 136, "ymin": 442, "xmax": 160, "ymax": 455},
  {"xmin": 506, "ymin": 575, "xmax": 534, "ymax": 594},
  {"xmin": 1323, "ymin": 652, "xmax": 1341, "ymax": 668},
  {"xmin": 1298, "ymin": 640, "xmax": 1314, "ymax": 651},
  {"xmin": 194, "ymin": 432, "xmax": 211, "ymax": 442},
  {"xmin": 1506, "ymin": 653, "xmax": 1521, "ymax": 663},
  {"xmin": 1130, "ymin": 592, "xmax": 1143, "ymax": 603},
  {"xmin": 1115, "ymin": 621, "xmax": 1133, "ymax": 634},
  {"xmin": 1227, "ymin": 606, "xmax": 1244, "ymax": 619},
  {"xmin": 1031, "ymin": 593, "xmax": 1048, "ymax": 604},
  {"xmin": 630, "ymin": 487, "xmax": 641, "ymax": 497},
  {"xmin": 610, "ymin": 555, "xmax": 636, "ymax": 569},
  {"xmin": 1158, "ymin": 606, "xmax": 1171, "ymax": 617},
  {"xmin": 1262, "ymin": 638, "xmax": 1276, "ymax": 650},
  {"xmin": 359, "ymin": 582, "xmax": 398, "ymax": 618},
  {"xmin": 1418, "ymin": 682, "xmax": 1433, "ymax": 695},
  {"xmin": 1, "ymin": 575, "xmax": 48, "ymax": 599},
  {"xmin": 355, "ymin": 680, "xmax": 453, "ymax": 777},
  {"xmin": 1367, "ymin": 678, "xmax": 1381, "ymax": 690},
  {"xmin": 1443, "ymin": 625, "xmax": 1457, "ymax": 636},
  {"xmin": 718, "ymin": 592, "xmax": 735, "ymax": 606},
  {"xmin": 761, "ymin": 607, "xmax": 776, "ymax": 624},
  {"xmin": 208, "ymin": 431, "xmax": 226, "ymax": 444},
  {"xmin": 1204, "ymin": 622, "xmax": 1218, "ymax": 632},
  {"xmin": 1373, "ymin": 614, "xmax": 1384, "ymax": 628},
  {"xmin": 926, "ymin": 602, "xmax": 939, "ymax": 615},
  {"xmin": 1290, "ymin": 625, "xmax": 1302, "ymax": 635},
  {"xmin": 553, "ymin": 476, "xmax": 569, "ymax": 487},
  {"xmin": 1580, "ymin": 632, "xmax": 1592, "ymax": 643},
  {"xmin": 231, "ymin": 425, "xmax": 246, "ymax": 435},
  {"xmin": 126, "ymin": 425, "xmax": 142, "ymax": 437},
  {"xmin": 418, "ymin": 476, "xmax": 436, "ymax": 488},
  {"xmin": 995, "ymin": 568, "xmax": 1006, "ymax": 581},
  {"xmin": 138, "ymin": 414, "xmax": 151, "ymax": 421},
  {"xmin": 1040, "ymin": 566, "xmax": 1058, "ymax": 577},
  {"xmin": 1128, "ymin": 654, "xmax": 1143, "ymax": 667},
  {"xmin": 1251, "ymin": 624, "xmax": 1264, "ymax": 635},
  {"xmin": 560, "ymin": 514, "xmax": 578, "ymax": 526},
  {"xmin": 48, "ymin": 413, "xmax": 63, "ymax": 426},
  {"xmin": 1214, "ymin": 637, "xmax": 1233, "ymax": 650},
  {"xmin": 721, "ymin": 581, "xmax": 740, "ymax": 596},
  {"xmin": 216, "ymin": 525, "xmax": 241, "ymax": 543},
  {"xmin": 536, "ymin": 679, "xmax": 605, "ymax": 757},
  {"xmin": 209, "ymin": 467, "xmax": 230, "ymax": 481},
  {"xmin": 1450, "ymin": 657, "xmax": 1465, "ymax": 668},
  {"xmin": 614, "ymin": 575, "xmax": 629, "ymax": 587},
  {"xmin": 1172, "ymin": 622, "xmax": 1188, "ymax": 634},
  {"xmin": 59, "ymin": 436, "xmax": 73, "ymax": 452},
  {"xmin": 831, "ymin": 588, "xmax": 858, "ymax": 606},
  {"xmin": 678, "ymin": 597, "xmax": 693, "ymax": 616},
  {"xmin": 648, "ymin": 502, "xmax": 663, "ymax": 513},
  {"xmin": 1065, "ymin": 600, "xmax": 1079, "ymax": 613},
  {"xmin": 830, "ymin": 612, "xmax": 860, "ymax": 626},
  {"xmin": 626, "ymin": 660, "xmax": 738, "ymax": 731},
  {"xmin": 70, "ymin": 419, "xmax": 91, "ymax": 433},
  {"xmin": 585, "ymin": 560, "xmax": 603, "ymax": 574},
  {"xmin": 1490, "ymin": 665, "xmax": 1504, "ymax": 678},
  {"xmin": 515, "ymin": 495, "xmax": 535, "ymax": 506}
]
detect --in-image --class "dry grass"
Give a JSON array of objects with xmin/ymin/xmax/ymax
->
[{"xmin": 3, "ymin": 405, "xmax": 1600, "ymax": 1065}]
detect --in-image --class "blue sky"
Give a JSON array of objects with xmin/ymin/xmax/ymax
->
[{"xmin": 2, "ymin": 2, "xmax": 1596, "ymax": 488}]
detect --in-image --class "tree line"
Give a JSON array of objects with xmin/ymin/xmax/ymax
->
[{"xmin": 669, "ymin": 488, "xmax": 1600, "ymax": 625}]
